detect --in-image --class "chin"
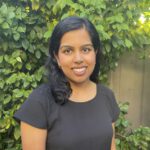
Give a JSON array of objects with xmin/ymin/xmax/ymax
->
[{"xmin": 69, "ymin": 78, "xmax": 91, "ymax": 85}]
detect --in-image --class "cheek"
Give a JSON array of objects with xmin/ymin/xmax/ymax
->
[
  {"xmin": 57, "ymin": 55, "xmax": 72, "ymax": 68},
  {"xmin": 86, "ymin": 54, "xmax": 96, "ymax": 66}
]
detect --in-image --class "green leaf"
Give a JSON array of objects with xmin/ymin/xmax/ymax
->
[
  {"xmin": 0, "ymin": 3, "xmax": 7, "ymax": 15},
  {"xmin": 44, "ymin": 30, "xmax": 51, "ymax": 39},
  {"xmin": 6, "ymin": 74, "xmax": 17, "ymax": 84},
  {"xmin": 32, "ymin": 0, "xmax": 40, "ymax": 10},
  {"xmin": 28, "ymin": 45, "xmax": 35, "ymax": 53},
  {"xmin": 0, "ymin": 119, "xmax": 5, "ymax": 129},
  {"xmin": 35, "ymin": 27, "xmax": 43, "ymax": 39},
  {"xmin": 2, "ymin": 22, "xmax": 9, "ymax": 29},
  {"xmin": 21, "ymin": 52, "xmax": 27, "ymax": 61},
  {"xmin": 107, "ymin": 14, "xmax": 124, "ymax": 24},
  {"xmin": 17, "ymin": 26, "xmax": 26, "ymax": 33},
  {"xmin": 17, "ymin": 63, "xmax": 22, "ymax": 69},
  {"xmin": 35, "ymin": 73, "xmax": 42, "ymax": 81},
  {"xmin": 4, "ymin": 55, "xmax": 9, "ymax": 62},
  {"xmin": 13, "ymin": 89, "xmax": 23, "ymax": 98},
  {"xmin": 8, "ymin": 12, "xmax": 15, "ymax": 19},
  {"xmin": 102, "ymin": 31, "xmax": 110, "ymax": 40},
  {"xmin": 30, "ymin": 30, "xmax": 36, "ymax": 39},
  {"xmin": 24, "ymin": 90, "xmax": 32, "ymax": 98},
  {"xmin": 96, "ymin": 24, "xmax": 104, "ymax": 32},
  {"xmin": 112, "ymin": 40, "xmax": 118, "ymax": 48},
  {"xmin": 35, "ymin": 50, "xmax": 41, "ymax": 59},
  {"xmin": 0, "ymin": 56, "xmax": 3, "ymax": 63},
  {"xmin": 125, "ymin": 39, "xmax": 133, "ymax": 48},
  {"xmin": 13, "ymin": 33, "xmax": 20, "ymax": 41},
  {"xmin": 26, "ymin": 63, "xmax": 31, "ymax": 70},
  {"xmin": 23, "ymin": 81, "xmax": 30, "ymax": 88},
  {"xmin": 0, "ymin": 81, "xmax": 4, "ymax": 88},
  {"xmin": 120, "ymin": 24, "xmax": 129, "ymax": 31},
  {"xmin": 2, "ymin": 42, "xmax": 8, "ymax": 51},
  {"xmin": 3, "ymin": 95, "xmax": 11, "ymax": 104},
  {"xmin": 0, "ymin": 17, "xmax": 4, "ymax": 24},
  {"xmin": 115, "ymin": 139, "xmax": 120, "ymax": 145},
  {"xmin": 31, "ymin": 82, "xmax": 37, "ymax": 88},
  {"xmin": 46, "ymin": 1, "xmax": 54, "ymax": 8},
  {"xmin": 16, "ymin": 57, "xmax": 22, "ymax": 62},
  {"xmin": 9, "ymin": 57, "xmax": 17, "ymax": 66},
  {"xmin": 121, "ymin": 102, "xmax": 129, "ymax": 113},
  {"xmin": 52, "ymin": 2, "xmax": 59, "ymax": 14},
  {"xmin": 127, "ymin": 10, "xmax": 132, "ymax": 19},
  {"xmin": 122, "ymin": 120, "xmax": 129, "ymax": 127},
  {"xmin": 12, "ymin": 50, "xmax": 20, "ymax": 58},
  {"xmin": 22, "ymin": 39, "xmax": 29, "ymax": 50},
  {"xmin": 105, "ymin": 44, "xmax": 111, "ymax": 52},
  {"xmin": 14, "ymin": 127, "xmax": 20, "ymax": 140}
]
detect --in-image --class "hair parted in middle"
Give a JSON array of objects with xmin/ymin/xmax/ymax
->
[{"xmin": 46, "ymin": 16, "xmax": 102, "ymax": 105}]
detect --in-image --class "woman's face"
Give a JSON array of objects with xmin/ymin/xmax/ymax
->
[{"xmin": 55, "ymin": 28, "xmax": 96, "ymax": 85}]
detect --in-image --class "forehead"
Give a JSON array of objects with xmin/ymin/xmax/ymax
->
[{"xmin": 60, "ymin": 28, "xmax": 92, "ymax": 45}]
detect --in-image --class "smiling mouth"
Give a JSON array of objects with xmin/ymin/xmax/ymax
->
[{"xmin": 72, "ymin": 67, "xmax": 87, "ymax": 76}]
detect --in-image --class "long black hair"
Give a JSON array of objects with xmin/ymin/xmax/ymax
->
[{"xmin": 46, "ymin": 16, "xmax": 102, "ymax": 105}]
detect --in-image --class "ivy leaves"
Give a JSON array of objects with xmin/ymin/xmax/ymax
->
[{"xmin": 115, "ymin": 102, "xmax": 150, "ymax": 150}]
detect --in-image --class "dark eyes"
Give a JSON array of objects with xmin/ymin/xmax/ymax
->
[
  {"xmin": 63, "ymin": 48, "xmax": 72, "ymax": 54},
  {"xmin": 62, "ymin": 46, "xmax": 94, "ymax": 55},
  {"xmin": 82, "ymin": 47, "xmax": 93, "ymax": 53}
]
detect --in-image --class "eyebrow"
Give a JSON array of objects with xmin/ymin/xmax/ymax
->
[
  {"xmin": 81, "ymin": 44, "xmax": 94, "ymax": 48},
  {"xmin": 59, "ymin": 44, "xmax": 93, "ymax": 49}
]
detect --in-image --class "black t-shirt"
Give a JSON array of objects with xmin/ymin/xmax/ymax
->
[{"xmin": 14, "ymin": 83, "xmax": 120, "ymax": 150}]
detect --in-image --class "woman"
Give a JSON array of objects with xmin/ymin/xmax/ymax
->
[{"xmin": 14, "ymin": 16, "xmax": 120, "ymax": 150}]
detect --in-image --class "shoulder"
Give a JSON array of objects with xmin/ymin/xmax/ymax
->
[
  {"xmin": 14, "ymin": 83, "xmax": 56, "ymax": 128},
  {"xmin": 97, "ymin": 83, "xmax": 114, "ymax": 96},
  {"xmin": 31, "ymin": 83, "xmax": 51, "ymax": 96},
  {"xmin": 26, "ymin": 83, "xmax": 57, "ymax": 111},
  {"xmin": 97, "ymin": 83, "xmax": 117, "ymax": 105},
  {"xmin": 28, "ymin": 83, "xmax": 54, "ymax": 102},
  {"xmin": 97, "ymin": 83, "xmax": 120, "ymax": 122}
]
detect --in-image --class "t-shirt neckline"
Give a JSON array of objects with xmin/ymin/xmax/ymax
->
[{"xmin": 68, "ymin": 83, "xmax": 98, "ymax": 105}]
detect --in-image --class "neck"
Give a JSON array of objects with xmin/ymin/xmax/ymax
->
[
  {"xmin": 69, "ymin": 80, "xmax": 97, "ymax": 102},
  {"xmin": 70, "ymin": 80, "xmax": 91, "ymax": 90}
]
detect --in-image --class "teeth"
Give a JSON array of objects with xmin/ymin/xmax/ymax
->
[
  {"xmin": 73, "ymin": 68, "xmax": 86, "ymax": 72},
  {"xmin": 72, "ymin": 67, "xmax": 86, "ymax": 75}
]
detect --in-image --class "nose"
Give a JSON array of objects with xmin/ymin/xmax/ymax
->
[{"xmin": 73, "ymin": 51, "xmax": 83, "ymax": 64}]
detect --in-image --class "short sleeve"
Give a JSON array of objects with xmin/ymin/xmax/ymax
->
[
  {"xmin": 109, "ymin": 91, "xmax": 120, "ymax": 122},
  {"xmin": 101, "ymin": 85, "xmax": 120, "ymax": 123},
  {"xmin": 14, "ymin": 85, "xmax": 50, "ymax": 129}
]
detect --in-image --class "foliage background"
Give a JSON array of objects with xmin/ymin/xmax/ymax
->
[{"xmin": 0, "ymin": 0, "xmax": 149, "ymax": 149}]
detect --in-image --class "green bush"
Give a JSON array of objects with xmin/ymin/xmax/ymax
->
[
  {"xmin": 115, "ymin": 102, "xmax": 150, "ymax": 150},
  {"xmin": 0, "ymin": 0, "xmax": 149, "ymax": 149}
]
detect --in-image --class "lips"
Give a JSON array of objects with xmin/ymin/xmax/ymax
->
[{"xmin": 72, "ymin": 66, "xmax": 87, "ymax": 76}]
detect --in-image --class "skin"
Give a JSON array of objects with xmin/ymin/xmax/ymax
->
[
  {"xmin": 21, "ymin": 122, "xmax": 47, "ymax": 150},
  {"xmin": 21, "ymin": 28, "xmax": 117, "ymax": 150},
  {"xmin": 111, "ymin": 123, "xmax": 117, "ymax": 150},
  {"xmin": 55, "ymin": 28, "xmax": 97, "ymax": 101},
  {"xmin": 56, "ymin": 28, "xmax": 96, "ymax": 88}
]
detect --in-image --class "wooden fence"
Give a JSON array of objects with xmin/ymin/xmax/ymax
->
[{"xmin": 109, "ymin": 51, "xmax": 150, "ymax": 128}]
